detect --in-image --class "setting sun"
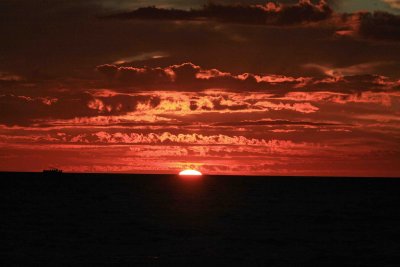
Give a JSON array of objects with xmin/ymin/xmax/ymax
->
[{"xmin": 179, "ymin": 170, "xmax": 202, "ymax": 176}]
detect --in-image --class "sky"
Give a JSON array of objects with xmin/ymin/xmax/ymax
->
[{"xmin": 1, "ymin": 0, "xmax": 400, "ymax": 176}]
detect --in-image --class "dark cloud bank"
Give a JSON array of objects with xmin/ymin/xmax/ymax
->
[
  {"xmin": 105, "ymin": 1, "xmax": 333, "ymax": 25},
  {"xmin": 104, "ymin": 0, "xmax": 400, "ymax": 41}
]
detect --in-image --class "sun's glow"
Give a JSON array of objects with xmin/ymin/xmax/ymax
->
[{"xmin": 179, "ymin": 169, "xmax": 202, "ymax": 176}]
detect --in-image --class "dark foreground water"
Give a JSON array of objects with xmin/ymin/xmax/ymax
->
[{"xmin": 1, "ymin": 173, "xmax": 400, "ymax": 266}]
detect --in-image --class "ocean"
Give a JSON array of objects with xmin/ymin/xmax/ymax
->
[{"xmin": 1, "ymin": 173, "xmax": 399, "ymax": 266}]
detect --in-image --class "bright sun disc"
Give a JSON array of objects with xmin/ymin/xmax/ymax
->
[{"xmin": 179, "ymin": 169, "xmax": 202, "ymax": 176}]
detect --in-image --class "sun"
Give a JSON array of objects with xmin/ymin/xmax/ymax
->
[{"xmin": 179, "ymin": 169, "xmax": 202, "ymax": 176}]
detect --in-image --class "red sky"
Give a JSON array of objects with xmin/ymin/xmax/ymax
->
[{"xmin": 1, "ymin": 0, "xmax": 400, "ymax": 176}]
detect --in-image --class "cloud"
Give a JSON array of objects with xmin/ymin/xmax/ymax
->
[
  {"xmin": 358, "ymin": 11, "xmax": 400, "ymax": 41},
  {"xmin": 304, "ymin": 74, "xmax": 397, "ymax": 94},
  {"xmin": 96, "ymin": 62, "xmax": 399, "ymax": 94},
  {"xmin": 112, "ymin": 51, "xmax": 169, "ymax": 65},
  {"xmin": 283, "ymin": 91, "xmax": 400, "ymax": 106},
  {"xmin": 96, "ymin": 64, "xmax": 176, "ymax": 83},
  {"xmin": 2, "ymin": 60, "xmax": 399, "ymax": 127},
  {"xmin": 0, "ymin": 71, "xmax": 22, "ymax": 82},
  {"xmin": 383, "ymin": 0, "xmax": 400, "ymax": 9},
  {"xmin": 102, "ymin": 0, "xmax": 400, "ymax": 43},
  {"xmin": 213, "ymin": 119, "xmax": 339, "ymax": 127},
  {"xmin": 102, "ymin": 1, "xmax": 400, "ymax": 42},
  {"xmin": 0, "ymin": 93, "xmax": 160, "ymax": 126},
  {"xmin": 4, "ymin": 62, "xmax": 399, "ymax": 126},
  {"xmin": 0, "ymin": 130, "xmax": 305, "ymax": 149},
  {"xmin": 96, "ymin": 62, "xmax": 312, "ymax": 91},
  {"xmin": 337, "ymin": 11, "xmax": 400, "ymax": 41},
  {"xmin": 105, "ymin": 1, "xmax": 333, "ymax": 26},
  {"xmin": 303, "ymin": 61, "xmax": 396, "ymax": 77}
]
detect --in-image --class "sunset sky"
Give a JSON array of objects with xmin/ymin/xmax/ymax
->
[{"xmin": 1, "ymin": 0, "xmax": 400, "ymax": 176}]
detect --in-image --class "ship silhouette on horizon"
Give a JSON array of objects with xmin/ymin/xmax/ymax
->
[{"xmin": 43, "ymin": 168, "xmax": 63, "ymax": 174}]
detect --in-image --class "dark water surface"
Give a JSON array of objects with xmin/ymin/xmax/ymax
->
[{"xmin": 1, "ymin": 173, "xmax": 400, "ymax": 266}]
